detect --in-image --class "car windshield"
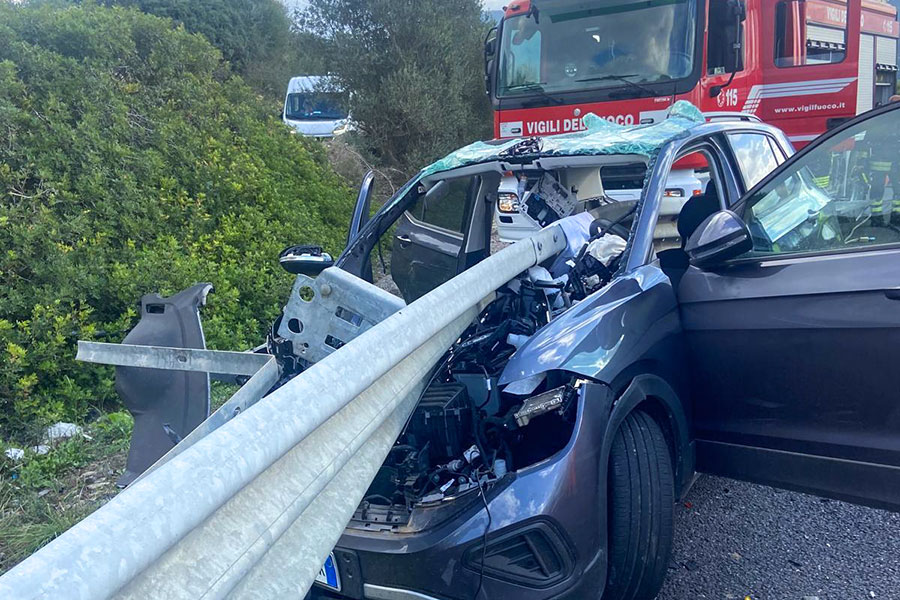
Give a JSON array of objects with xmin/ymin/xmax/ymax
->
[
  {"xmin": 497, "ymin": 0, "xmax": 698, "ymax": 97},
  {"xmin": 285, "ymin": 92, "xmax": 347, "ymax": 120}
]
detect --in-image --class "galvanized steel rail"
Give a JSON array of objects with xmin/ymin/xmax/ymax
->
[{"xmin": 0, "ymin": 226, "xmax": 567, "ymax": 600}]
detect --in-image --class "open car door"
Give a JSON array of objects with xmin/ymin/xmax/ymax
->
[
  {"xmin": 679, "ymin": 103, "xmax": 900, "ymax": 511},
  {"xmin": 391, "ymin": 175, "xmax": 494, "ymax": 302}
]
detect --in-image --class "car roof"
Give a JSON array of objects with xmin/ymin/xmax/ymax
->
[{"xmin": 421, "ymin": 101, "xmax": 780, "ymax": 179}]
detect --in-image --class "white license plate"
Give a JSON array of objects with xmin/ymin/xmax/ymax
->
[{"xmin": 315, "ymin": 552, "xmax": 341, "ymax": 591}]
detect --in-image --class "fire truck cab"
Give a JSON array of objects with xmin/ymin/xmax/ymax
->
[
  {"xmin": 485, "ymin": 0, "xmax": 899, "ymax": 240},
  {"xmin": 485, "ymin": 0, "xmax": 899, "ymax": 146}
]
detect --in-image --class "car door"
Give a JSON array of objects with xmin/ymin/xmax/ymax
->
[
  {"xmin": 679, "ymin": 104, "xmax": 900, "ymax": 511},
  {"xmin": 390, "ymin": 176, "xmax": 481, "ymax": 302}
]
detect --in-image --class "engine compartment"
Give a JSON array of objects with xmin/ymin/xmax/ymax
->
[{"xmin": 349, "ymin": 202, "xmax": 634, "ymax": 532}]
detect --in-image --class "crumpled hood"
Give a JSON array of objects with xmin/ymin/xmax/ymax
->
[{"xmin": 498, "ymin": 265, "xmax": 674, "ymax": 385}]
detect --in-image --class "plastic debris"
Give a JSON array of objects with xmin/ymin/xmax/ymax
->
[
  {"xmin": 31, "ymin": 445, "xmax": 50, "ymax": 456},
  {"xmin": 45, "ymin": 422, "xmax": 83, "ymax": 442},
  {"xmin": 4, "ymin": 448, "xmax": 24, "ymax": 461}
]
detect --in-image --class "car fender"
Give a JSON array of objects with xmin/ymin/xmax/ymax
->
[
  {"xmin": 499, "ymin": 263, "xmax": 680, "ymax": 386},
  {"xmin": 601, "ymin": 375, "xmax": 694, "ymax": 498}
]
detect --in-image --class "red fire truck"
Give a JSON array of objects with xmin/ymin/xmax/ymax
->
[{"xmin": 485, "ymin": 0, "xmax": 899, "ymax": 147}]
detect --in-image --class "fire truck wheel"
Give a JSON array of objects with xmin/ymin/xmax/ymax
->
[{"xmin": 605, "ymin": 410, "xmax": 675, "ymax": 600}]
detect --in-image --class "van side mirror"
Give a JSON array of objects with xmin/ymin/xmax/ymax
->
[
  {"xmin": 484, "ymin": 27, "xmax": 498, "ymax": 95},
  {"xmin": 279, "ymin": 245, "xmax": 334, "ymax": 276},
  {"xmin": 685, "ymin": 210, "xmax": 752, "ymax": 268},
  {"xmin": 709, "ymin": 0, "xmax": 746, "ymax": 98}
]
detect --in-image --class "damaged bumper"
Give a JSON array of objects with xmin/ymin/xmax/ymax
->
[{"xmin": 310, "ymin": 382, "xmax": 613, "ymax": 600}]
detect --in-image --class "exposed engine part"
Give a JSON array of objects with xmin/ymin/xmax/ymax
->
[
  {"xmin": 406, "ymin": 383, "xmax": 470, "ymax": 461},
  {"xmin": 513, "ymin": 386, "xmax": 567, "ymax": 427},
  {"xmin": 351, "ymin": 275, "xmax": 581, "ymax": 529}
]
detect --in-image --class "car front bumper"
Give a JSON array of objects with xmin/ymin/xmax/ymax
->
[{"xmin": 309, "ymin": 383, "xmax": 613, "ymax": 600}]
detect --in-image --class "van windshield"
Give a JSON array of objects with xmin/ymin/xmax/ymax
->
[
  {"xmin": 285, "ymin": 92, "xmax": 347, "ymax": 120},
  {"xmin": 497, "ymin": 0, "xmax": 698, "ymax": 97}
]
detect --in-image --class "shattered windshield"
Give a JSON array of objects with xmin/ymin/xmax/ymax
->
[{"xmin": 498, "ymin": 0, "xmax": 698, "ymax": 98}]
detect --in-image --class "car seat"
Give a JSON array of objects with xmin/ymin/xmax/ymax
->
[{"xmin": 677, "ymin": 180, "xmax": 721, "ymax": 248}]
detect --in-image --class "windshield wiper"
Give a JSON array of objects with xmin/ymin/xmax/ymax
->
[
  {"xmin": 575, "ymin": 74, "xmax": 662, "ymax": 98},
  {"xmin": 504, "ymin": 82, "xmax": 565, "ymax": 105}
]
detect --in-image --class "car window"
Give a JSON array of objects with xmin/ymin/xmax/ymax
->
[
  {"xmin": 728, "ymin": 133, "xmax": 780, "ymax": 191},
  {"xmin": 653, "ymin": 148, "xmax": 722, "ymax": 257},
  {"xmin": 407, "ymin": 177, "xmax": 472, "ymax": 234},
  {"xmin": 739, "ymin": 107, "xmax": 900, "ymax": 257}
]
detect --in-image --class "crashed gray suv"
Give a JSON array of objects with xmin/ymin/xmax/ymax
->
[{"xmin": 283, "ymin": 102, "xmax": 900, "ymax": 600}]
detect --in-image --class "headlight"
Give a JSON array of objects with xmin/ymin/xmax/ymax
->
[
  {"xmin": 498, "ymin": 192, "xmax": 519, "ymax": 213},
  {"xmin": 332, "ymin": 120, "xmax": 353, "ymax": 136}
]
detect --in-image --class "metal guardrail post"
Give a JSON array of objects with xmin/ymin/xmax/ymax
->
[{"xmin": 76, "ymin": 343, "xmax": 280, "ymax": 481}]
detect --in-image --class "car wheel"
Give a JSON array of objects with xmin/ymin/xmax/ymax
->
[{"xmin": 605, "ymin": 410, "xmax": 674, "ymax": 600}]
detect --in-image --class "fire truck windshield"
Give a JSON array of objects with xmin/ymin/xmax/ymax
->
[{"xmin": 497, "ymin": 0, "xmax": 698, "ymax": 99}]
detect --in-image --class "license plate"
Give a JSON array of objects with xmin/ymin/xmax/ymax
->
[{"xmin": 315, "ymin": 552, "xmax": 341, "ymax": 592}]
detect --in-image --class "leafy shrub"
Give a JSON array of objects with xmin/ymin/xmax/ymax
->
[{"xmin": 0, "ymin": 3, "xmax": 354, "ymax": 439}]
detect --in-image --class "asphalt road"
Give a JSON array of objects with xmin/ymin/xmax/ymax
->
[{"xmin": 657, "ymin": 475, "xmax": 900, "ymax": 600}]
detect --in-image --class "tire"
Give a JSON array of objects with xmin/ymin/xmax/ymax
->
[{"xmin": 605, "ymin": 410, "xmax": 675, "ymax": 600}]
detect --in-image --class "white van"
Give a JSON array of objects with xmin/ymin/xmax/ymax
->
[{"xmin": 282, "ymin": 76, "xmax": 351, "ymax": 138}]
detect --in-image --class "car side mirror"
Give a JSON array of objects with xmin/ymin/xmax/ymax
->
[
  {"xmin": 279, "ymin": 245, "xmax": 334, "ymax": 276},
  {"xmin": 685, "ymin": 210, "xmax": 752, "ymax": 269}
]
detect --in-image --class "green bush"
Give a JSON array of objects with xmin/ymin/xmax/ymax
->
[{"xmin": 0, "ymin": 3, "xmax": 355, "ymax": 439}]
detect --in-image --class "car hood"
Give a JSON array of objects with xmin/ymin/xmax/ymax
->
[{"xmin": 498, "ymin": 265, "xmax": 676, "ymax": 385}]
